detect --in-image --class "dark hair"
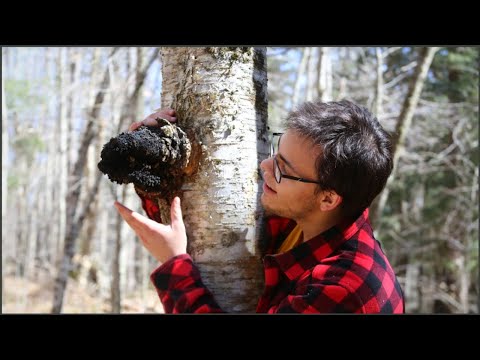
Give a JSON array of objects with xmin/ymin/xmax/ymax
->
[{"xmin": 285, "ymin": 100, "xmax": 393, "ymax": 218}]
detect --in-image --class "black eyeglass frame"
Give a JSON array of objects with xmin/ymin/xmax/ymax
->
[{"xmin": 270, "ymin": 132, "xmax": 322, "ymax": 185}]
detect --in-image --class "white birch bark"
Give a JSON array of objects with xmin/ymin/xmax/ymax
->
[{"xmin": 160, "ymin": 47, "xmax": 268, "ymax": 312}]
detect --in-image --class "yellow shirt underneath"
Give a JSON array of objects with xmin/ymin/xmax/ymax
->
[{"xmin": 277, "ymin": 224, "xmax": 303, "ymax": 254}]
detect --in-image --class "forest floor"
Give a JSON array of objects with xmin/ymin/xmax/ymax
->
[{"xmin": 2, "ymin": 275, "xmax": 164, "ymax": 314}]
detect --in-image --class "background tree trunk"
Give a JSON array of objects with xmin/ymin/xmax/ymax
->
[
  {"xmin": 305, "ymin": 47, "xmax": 316, "ymax": 101},
  {"xmin": 111, "ymin": 185, "xmax": 126, "ymax": 313},
  {"xmin": 317, "ymin": 47, "xmax": 332, "ymax": 102},
  {"xmin": 25, "ymin": 166, "xmax": 41, "ymax": 280},
  {"xmin": 292, "ymin": 48, "xmax": 307, "ymax": 107},
  {"xmin": 375, "ymin": 47, "xmax": 384, "ymax": 119},
  {"xmin": 51, "ymin": 48, "xmax": 118, "ymax": 313},
  {"xmin": 57, "ymin": 47, "xmax": 68, "ymax": 267},
  {"xmin": 159, "ymin": 47, "xmax": 268, "ymax": 312},
  {"xmin": 2, "ymin": 48, "xmax": 8, "ymax": 298},
  {"xmin": 370, "ymin": 47, "xmax": 439, "ymax": 225}
]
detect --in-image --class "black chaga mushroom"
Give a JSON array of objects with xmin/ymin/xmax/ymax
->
[{"xmin": 97, "ymin": 118, "xmax": 192, "ymax": 202}]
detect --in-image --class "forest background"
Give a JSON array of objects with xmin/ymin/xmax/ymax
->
[{"xmin": 2, "ymin": 46, "xmax": 478, "ymax": 313}]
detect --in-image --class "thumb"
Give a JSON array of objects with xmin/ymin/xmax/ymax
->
[{"xmin": 170, "ymin": 196, "xmax": 185, "ymax": 230}]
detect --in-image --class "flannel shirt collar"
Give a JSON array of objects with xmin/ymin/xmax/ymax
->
[{"xmin": 269, "ymin": 208, "xmax": 370, "ymax": 281}]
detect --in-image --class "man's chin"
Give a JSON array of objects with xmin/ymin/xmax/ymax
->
[{"xmin": 260, "ymin": 198, "xmax": 279, "ymax": 217}]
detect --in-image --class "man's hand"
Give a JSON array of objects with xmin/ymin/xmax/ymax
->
[
  {"xmin": 129, "ymin": 108, "xmax": 177, "ymax": 132},
  {"xmin": 114, "ymin": 196, "xmax": 187, "ymax": 264}
]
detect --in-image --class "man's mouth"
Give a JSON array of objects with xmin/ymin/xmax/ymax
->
[{"xmin": 263, "ymin": 182, "xmax": 277, "ymax": 194}]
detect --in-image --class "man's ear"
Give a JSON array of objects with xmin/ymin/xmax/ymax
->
[{"xmin": 318, "ymin": 190, "xmax": 343, "ymax": 212}]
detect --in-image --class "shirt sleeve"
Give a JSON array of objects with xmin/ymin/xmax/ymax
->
[
  {"xmin": 150, "ymin": 254, "xmax": 224, "ymax": 313},
  {"xmin": 135, "ymin": 190, "xmax": 222, "ymax": 313},
  {"xmin": 266, "ymin": 282, "xmax": 365, "ymax": 313}
]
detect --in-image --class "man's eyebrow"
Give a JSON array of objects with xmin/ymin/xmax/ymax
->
[
  {"xmin": 276, "ymin": 134, "xmax": 297, "ymax": 173},
  {"xmin": 277, "ymin": 152, "xmax": 297, "ymax": 173}
]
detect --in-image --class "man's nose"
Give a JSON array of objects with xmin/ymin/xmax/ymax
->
[{"xmin": 260, "ymin": 157, "xmax": 271, "ymax": 173}]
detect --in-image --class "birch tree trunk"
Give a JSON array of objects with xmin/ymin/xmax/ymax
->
[
  {"xmin": 370, "ymin": 47, "xmax": 439, "ymax": 225},
  {"xmin": 159, "ymin": 47, "xmax": 268, "ymax": 312}
]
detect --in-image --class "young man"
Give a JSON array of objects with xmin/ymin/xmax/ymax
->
[{"xmin": 115, "ymin": 100, "xmax": 405, "ymax": 313}]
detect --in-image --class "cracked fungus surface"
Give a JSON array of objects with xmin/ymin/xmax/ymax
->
[{"xmin": 98, "ymin": 121, "xmax": 191, "ymax": 197}]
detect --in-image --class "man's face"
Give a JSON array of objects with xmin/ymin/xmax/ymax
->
[{"xmin": 260, "ymin": 130, "xmax": 321, "ymax": 220}]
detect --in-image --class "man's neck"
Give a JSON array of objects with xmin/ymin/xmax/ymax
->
[{"xmin": 296, "ymin": 211, "xmax": 343, "ymax": 242}]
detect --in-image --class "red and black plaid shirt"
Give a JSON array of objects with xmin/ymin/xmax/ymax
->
[{"xmin": 141, "ymin": 196, "xmax": 405, "ymax": 313}]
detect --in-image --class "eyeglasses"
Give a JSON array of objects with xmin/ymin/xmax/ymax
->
[
  {"xmin": 270, "ymin": 132, "xmax": 322, "ymax": 185},
  {"xmin": 273, "ymin": 156, "xmax": 322, "ymax": 184},
  {"xmin": 270, "ymin": 132, "xmax": 284, "ymax": 158}
]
